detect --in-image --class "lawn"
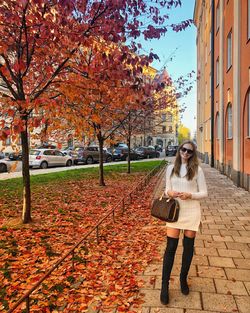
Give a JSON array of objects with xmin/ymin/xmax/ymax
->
[{"xmin": 0, "ymin": 160, "xmax": 167, "ymax": 312}]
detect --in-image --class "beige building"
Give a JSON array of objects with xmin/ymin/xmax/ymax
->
[{"xmin": 132, "ymin": 68, "xmax": 179, "ymax": 149}]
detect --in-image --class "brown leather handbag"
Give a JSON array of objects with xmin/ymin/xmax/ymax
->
[{"xmin": 151, "ymin": 193, "xmax": 180, "ymax": 222}]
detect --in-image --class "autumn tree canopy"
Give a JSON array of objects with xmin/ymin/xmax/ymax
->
[{"xmin": 0, "ymin": 0, "xmax": 192, "ymax": 223}]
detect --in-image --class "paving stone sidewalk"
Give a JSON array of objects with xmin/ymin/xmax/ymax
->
[{"xmin": 139, "ymin": 163, "xmax": 250, "ymax": 313}]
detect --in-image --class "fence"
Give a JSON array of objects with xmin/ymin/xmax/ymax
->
[{"xmin": 8, "ymin": 160, "xmax": 166, "ymax": 312}]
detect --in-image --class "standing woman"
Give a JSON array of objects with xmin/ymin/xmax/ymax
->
[{"xmin": 160, "ymin": 140, "xmax": 208, "ymax": 305}]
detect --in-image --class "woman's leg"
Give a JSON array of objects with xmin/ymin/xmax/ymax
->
[
  {"xmin": 180, "ymin": 230, "xmax": 196, "ymax": 295},
  {"xmin": 160, "ymin": 228, "xmax": 180, "ymax": 305}
]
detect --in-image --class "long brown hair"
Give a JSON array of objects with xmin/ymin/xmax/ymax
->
[{"xmin": 171, "ymin": 140, "xmax": 199, "ymax": 180}]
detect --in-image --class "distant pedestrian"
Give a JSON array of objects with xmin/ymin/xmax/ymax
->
[{"xmin": 160, "ymin": 140, "xmax": 208, "ymax": 305}]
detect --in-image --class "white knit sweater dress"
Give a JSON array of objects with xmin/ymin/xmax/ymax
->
[{"xmin": 165, "ymin": 164, "xmax": 208, "ymax": 231}]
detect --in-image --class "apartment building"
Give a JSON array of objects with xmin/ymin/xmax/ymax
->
[
  {"xmin": 131, "ymin": 68, "xmax": 179, "ymax": 149},
  {"xmin": 194, "ymin": 0, "xmax": 250, "ymax": 190}
]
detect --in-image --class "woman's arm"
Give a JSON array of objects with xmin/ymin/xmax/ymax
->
[
  {"xmin": 165, "ymin": 165, "xmax": 180, "ymax": 198},
  {"xmin": 191, "ymin": 167, "xmax": 208, "ymax": 200}
]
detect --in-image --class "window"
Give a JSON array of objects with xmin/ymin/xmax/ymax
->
[
  {"xmin": 227, "ymin": 30, "xmax": 232, "ymax": 70},
  {"xmin": 248, "ymin": 0, "xmax": 250, "ymax": 40},
  {"xmin": 216, "ymin": 1, "xmax": 220, "ymax": 32},
  {"xmin": 166, "ymin": 113, "xmax": 173, "ymax": 122},
  {"xmin": 44, "ymin": 150, "xmax": 54, "ymax": 155},
  {"xmin": 248, "ymin": 91, "xmax": 250, "ymax": 136},
  {"xmin": 216, "ymin": 57, "xmax": 220, "ymax": 86},
  {"xmin": 55, "ymin": 150, "xmax": 63, "ymax": 156},
  {"xmin": 209, "ymin": 72, "xmax": 211, "ymax": 97},
  {"xmin": 162, "ymin": 126, "xmax": 166, "ymax": 133},
  {"xmin": 162, "ymin": 113, "xmax": 166, "ymax": 122},
  {"xmin": 227, "ymin": 103, "xmax": 233, "ymax": 138},
  {"xmin": 209, "ymin": 29, "xmax": 212, "ymax": 53},
  {"xmin": 216, "ymin": 113, "xmax": 220, "ymax": 139},
  {"xmin": 168, "ymin": 126, "xmax": 173, "ymax": 133},
  {"xmin": 3, "ymin": 127, "xmax": 11, "ymax": 145}
]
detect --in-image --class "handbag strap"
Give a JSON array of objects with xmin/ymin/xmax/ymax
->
[{"xmin": 151, "ymin": 163, "xmax": 167, "ymax": 202}]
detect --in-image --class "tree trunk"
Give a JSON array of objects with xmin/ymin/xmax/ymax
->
[
  {"xmin": 127, "ymin": 136, "xmax": 131, "ymax": 174},
  {"xmin": 21, "ymin": 119, "xmax": 32, "ymax": 223},
  {"xmin": 98, "ymin": 135, "xmax": 105, "ymax": 186}
]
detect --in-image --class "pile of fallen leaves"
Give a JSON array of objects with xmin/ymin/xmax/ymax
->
[{"xmin": 0, "ymin": 171, "xmax": 166, "ymax": 312}]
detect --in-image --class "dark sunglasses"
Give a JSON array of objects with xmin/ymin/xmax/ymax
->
[{"xmin": 180, "ymin": 147, "xmax": 193, "ymax": 155}]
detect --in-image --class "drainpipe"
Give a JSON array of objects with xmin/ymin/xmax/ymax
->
[{"xmin": 210, "ymin": 0, "xmax": 215, "ymax": 168}]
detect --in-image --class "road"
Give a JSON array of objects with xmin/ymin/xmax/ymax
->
[{"xmin": 0, "ymin": 152, "xmax": 173, "ymax": 181}]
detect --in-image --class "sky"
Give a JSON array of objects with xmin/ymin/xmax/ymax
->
[{"xmin": 138, "ymin": 0, "xmax": 197, "ymax": 136}]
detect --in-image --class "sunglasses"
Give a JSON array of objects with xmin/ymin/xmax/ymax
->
[{"xmin": 180, "ymin": 147, "xmax": 193, "ymax": 155}]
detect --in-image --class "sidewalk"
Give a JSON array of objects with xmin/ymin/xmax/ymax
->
[{"xmin": 139, "ymin": 163, "xmax": 250, "ymax": 313}]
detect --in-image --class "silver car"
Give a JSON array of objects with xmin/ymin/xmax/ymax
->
[
  {"xmin": 0, "ymin": 159, "xmax": 12, "ymax": 173},
  {"xmin": 29, "ymin": 149, "xmax": 73, "ymax": 169}
]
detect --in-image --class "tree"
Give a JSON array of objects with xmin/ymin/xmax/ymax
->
[
  {"xmin": 59, "ymin": 42, "xmax": 155, "ymax": 185},
  {"xmin": 178, "ymin": 124, "xmax": 191, "ymax": 143}
]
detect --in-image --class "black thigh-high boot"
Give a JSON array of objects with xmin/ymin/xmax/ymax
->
[
  {"xmin": 180, "ymin": 235, "xmax": 195, "ymax": 295},
  {"xmin": 160, "ymin": 236, "xmax": 179, "ymax": 305}
]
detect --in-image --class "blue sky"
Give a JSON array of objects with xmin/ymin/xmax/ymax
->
[{"xmin": 139, "ymin": 0, "xmax": 197, "ymax": 135}]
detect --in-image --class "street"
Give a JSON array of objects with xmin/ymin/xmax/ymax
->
[{"xmin": 0, "ymin": 152, "xmax": 171, "ymax": 181}]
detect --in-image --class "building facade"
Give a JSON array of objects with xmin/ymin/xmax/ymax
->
[
  {"xmin": 131, "ymin": 68, "xmax": 179, "ymax": 149},
  {"xmin": 194, "ymin": 0, "xmax": 250, "ymax": 191}
]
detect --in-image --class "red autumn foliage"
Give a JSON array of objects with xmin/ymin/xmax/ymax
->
[
  {"xmin": 0, "ymin": 169, "xmax": 166, "ymax": 312},
  {"xmin": 0, "ymin": 0, "xmax": 191, "ymax": 224}
]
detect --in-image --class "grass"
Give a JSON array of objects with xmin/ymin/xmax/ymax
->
[{"xmin": 0, "ymin": 160, "xmax": 164, "ymax": 196}]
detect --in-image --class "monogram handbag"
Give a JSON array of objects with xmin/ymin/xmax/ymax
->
[{"xmin": 151, "ymin": 193, "xmax": 180, "ymax": 222}]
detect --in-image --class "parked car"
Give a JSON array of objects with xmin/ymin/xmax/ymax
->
[
  {"xmin": 0, "ymin": 159, "xmax": 12, "ymax": 173},
  {"xmin": 61, "ymin": 149, "xmax": 78, "ymax": 164},
  {"xmin": 135, "ymin": 146, "xmax": 160, "ymax": 159},
  {"xmin": 165, "ymin": 145, "xmax": 178, "ymax": 156},
  {"xmin": 111, "ymin": 148, "xmax": 141, "ymax": 161},
  {"xmin": 73, "ymin": 146, "xmax": 113, "ymax": 165},
  {"xmin": 0, "ymin": 152, "xmax": 5, "ymax": 159},
  {"xmin": 8, "ymin": 151, "xmax": 22, "ymax": 160},
  {"xmin": 37, "ymin": 143, "xmax": 57, "ymax": 149},
  {"xmin": 114, "ymin": 143, "xmax": 128, "ymax": 149},
  {"xmin": 29, "ymin": 149, "xmax": 73, "ymax": 169}
]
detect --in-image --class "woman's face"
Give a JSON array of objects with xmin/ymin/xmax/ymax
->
[{"xmin": 179, "ymin": 143, "xmax": 194, "ymax": 162}]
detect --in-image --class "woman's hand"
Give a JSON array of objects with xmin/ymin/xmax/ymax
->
[
  {"xmin": 167, "ymin": 190, "xmax": 181, "ymax": 198},
  {"xmin": 179, "ymin": 192, "xmax": 192, "ymax": 200}
]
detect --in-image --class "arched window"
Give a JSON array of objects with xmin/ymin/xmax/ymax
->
[
  {"xmin": 227, "ymin": 103, "xmax": 233, "ymax": 139},
  {"xmin": 216, "ymin": 112, "xmax": 220, "ymax": 139},
  {"xmin": 248, "ymin": 91, "xmax": 250, "ymax": 137}
]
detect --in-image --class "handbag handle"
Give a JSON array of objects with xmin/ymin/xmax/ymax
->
[{"xmin": 159, "ymin": 191, "xmax": 171, "ymax": 202}]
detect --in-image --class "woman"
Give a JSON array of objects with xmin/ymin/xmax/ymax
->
[{"xmin": 160, "ymin": 140, "xmax": 208, "ymax": 305}]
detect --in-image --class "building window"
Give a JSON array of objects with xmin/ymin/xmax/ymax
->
[
  {"xmin": 248, "ymin": 91, "xmax": 250, "ymax": 136},
  {"xmin": 216, "ymin": 57, "xmax": 219, "ymax": 86},
  {"xmin": 162, "ymin": 126, "xmax": 166, "ymax": 133},
  {"xmin": 209, "ymin": 72, "xmax": 211, "ymax": 98},
  {"xmin": 166, "ymin": 113, "xmax": 173, "ymax": 122},
  {"xmin": 227, "ymin": 103, "xmax": 233, "ymax": 139},
  {"xmin": 216, "ymin": 113, "xmax": 220, "ymax": 139},
  {"xmin": 162, "ymin": 113, "xmax": 166, "ymax": 122},
  {"xmin": 248, "ymin": 0, "xmax": 250, "ymax": 40},
  {"xmin": 227, "ymin": 30, "xmax": 232, "ymax": 70},
  {"xmin": 216, "ymin": 1, "xmax": 220, "ymax": 32},
  {"xmin": 209, "ymin": 29, "xmax": 212, "ymax": 53},
  {"xmin": 168, "ymin": 126, "xmax": 173, "ymax": 133}
]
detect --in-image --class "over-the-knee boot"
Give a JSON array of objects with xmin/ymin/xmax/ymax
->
[
  {"xmin": 160, "ymin": 236, "xmax": 179, "ymax": 305},
  {"xmin": 180, "ymin": 235, "xmax": 195, "ymax": 295}
]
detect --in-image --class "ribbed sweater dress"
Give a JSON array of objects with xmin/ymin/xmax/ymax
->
[{"xmin": 165, "ymin": 164, "xmax": 208, "ymax": 231}]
